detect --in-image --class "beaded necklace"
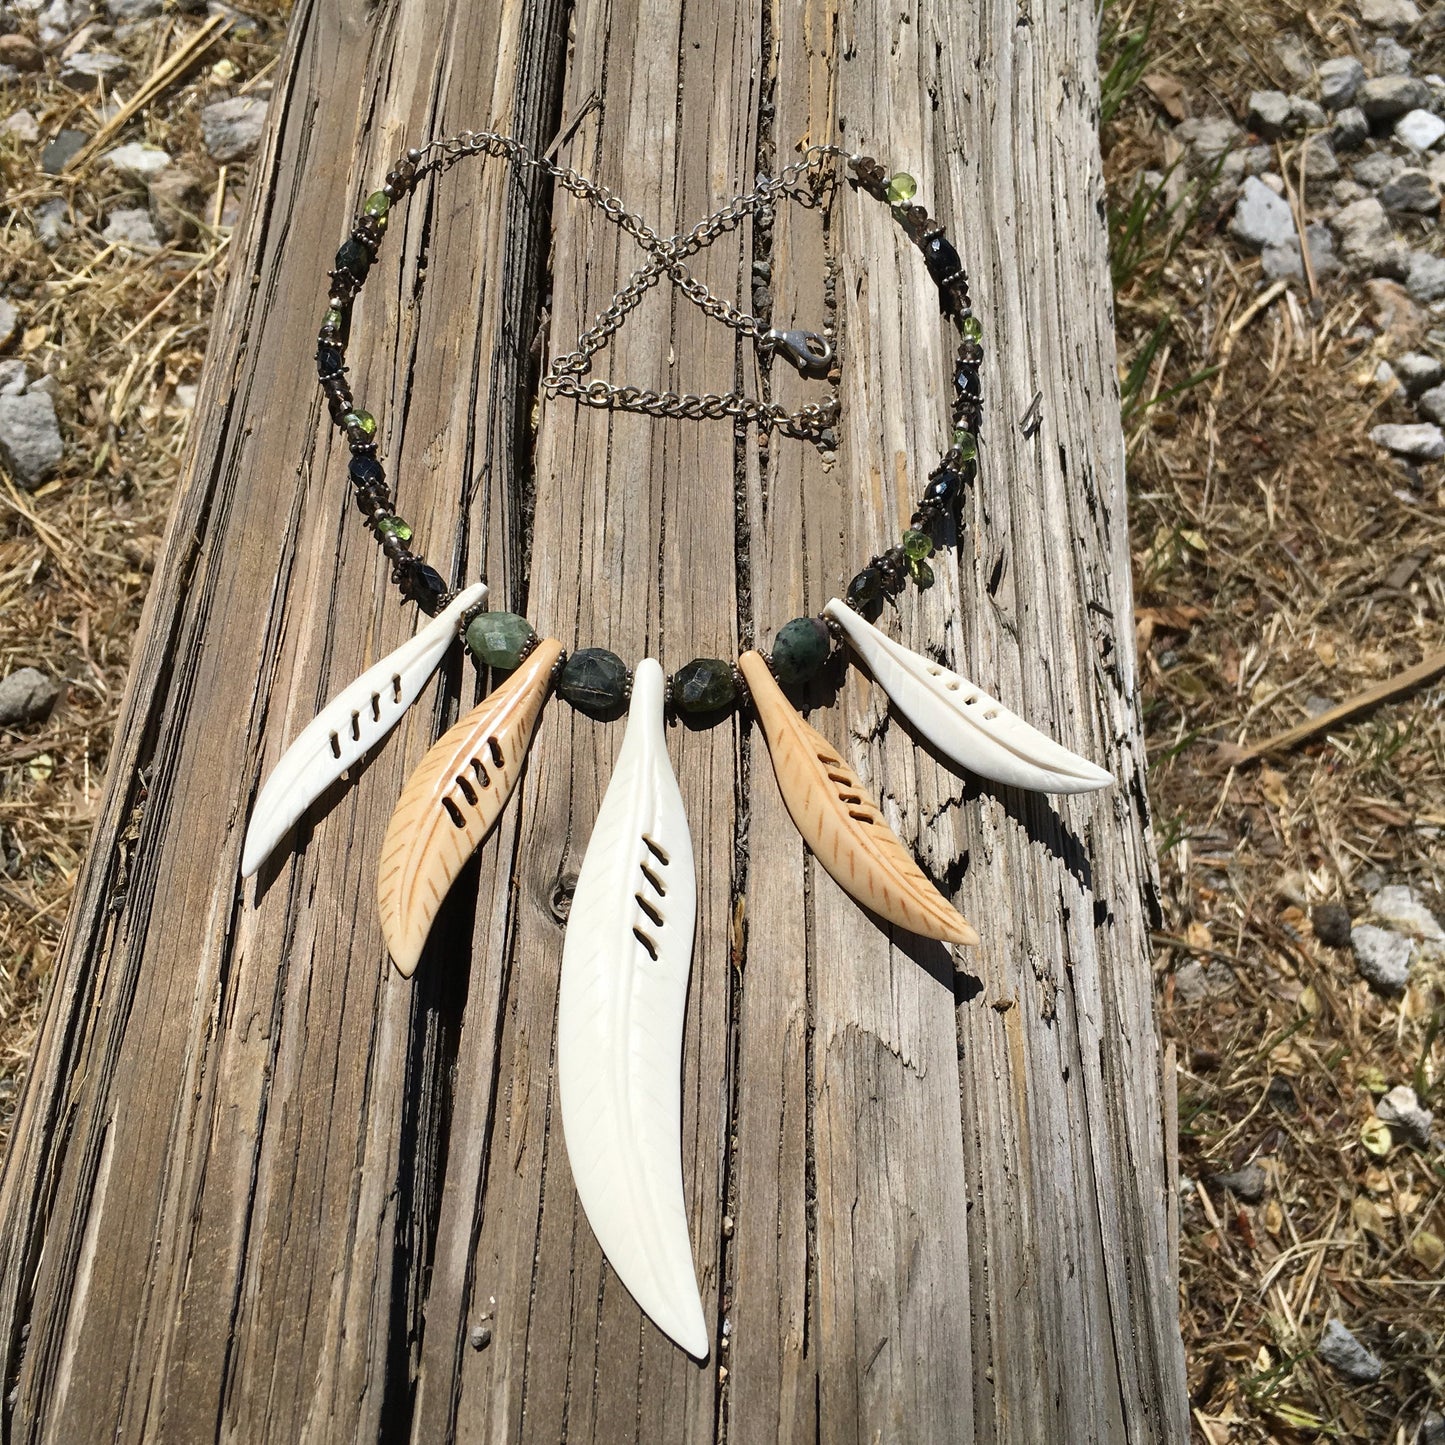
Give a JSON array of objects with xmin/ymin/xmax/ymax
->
[{"xmin": 241, "ymin": 132, "xmax": 1111, "ymax": 1359}]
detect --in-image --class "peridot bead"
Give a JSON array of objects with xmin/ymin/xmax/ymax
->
[
  {"xmin": 324, "ymin": 306, "xmax": 346, "ymax": 330},
  {"xmin": 885, "ymin": 172, "xmax": 917, "ymax": 205},
  {"xmin": 364, "ymin": 190, "xmax": 391, "ymax": 218},
  {"xmin": 342, "ymin": 409, "xmax": 377, "ymax": 441},
  {"xmin": 376, "ymin": 516, "xmax": 412, "ymax": 542},
  {"xmin": 951, "ymin": 428, "xmax": 977, "ymax": 460},
  {"xmin": 902, "ymin": 528, "xmax": 934, "ymax": 561},
  {"xmin": 909, "ymin": 557, "xmax": 935, "ymax": 589},
  {"xmin": 960, "ymin": 314, "xmax": 983, "ymax": 343}
]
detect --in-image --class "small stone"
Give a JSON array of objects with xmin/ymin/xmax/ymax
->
[
  {"xmin": 0, "ymin": 297, "xmax": 15, "ymax": 352},
  {"xmin": 1420, "ymin": 1413, "xmax": 1445, "ymax": 1445},
  {"xmin": 1262, "ymin": 239, "xmax": 1304, "ymax": 280},
  {"xmin": 1303, "ymin": 133, "xmax": 1340, "ymax": 180},
  {"xmin": 1393, "ymin": 351, "xmax": 1443, "ymax": 393},
  {"xmin": 1416, "ymin": 380, "xmax": 1445, "ymax": 421},
  {"xmin": 1369, "ymin": 420, "xmax": 1445, "ymax": 458},
  {"xmin": 557, "ymin": 648, "xmax": 629, "ymax": 718},
  {"xmin": 464, "ymin": 611, "xmax": 536, "ymax": 671},
  {"xmin": 1376, "ymin": 1083, "xmax": 1434, "ymax": 1148},
  {"xmin": 1177, "ymin": 116, "xmax": 1240, "ymax": 174},
  {"xmin": 106, "ymin": 0, "xmax": 162, "ymax": 17},
  {"xmin": 0, "ymin": 32, "xmax": 40, "ymax": 68},
  {"xmin": 1263, "ymin": 223, "xmax": 1341, "ymax": 281},
  {"xmin": 200, "ymin": 95, "xmax": 268, "ymax": 163},
  {"xmin": 1211, "ymin": 1162, "xmax": 1267, "ymax": 1203},
  {"xmin": 1275, "ymin": 34, "xmax": 1315, "ymax": 84},
  {"xmin": 1353, "ymin": 152, "xmax": 1406, "ymax": 189},
  {"xmin": 670, "ymin": 658, "xmax": 737, "ymax": 715},
  {"xmin": 770, "ymin": 616, "xmax": 831, "ymax": 686},
  {"xmin": 1406, "ymin": 249, "xmax": 1445, "ymax": 300},
  {"xmin": 1351, "ymin": 923, "xmax": 1414, "ymax": 992},
  {"xmin": 102, "ymin": 207, "xmax": 160, "ymax": 248},
  {"xmin": 1173, "ymin": 959, "xmax": 1235, "ymax": 1003},
  {"xmin": 1247, "ymin": 89, "xmax": 1292, "ymax": 140},
  {"xmin": 468, "ymin": 1323, "xmax": 492, "ymax": 1351},
  {"xmin": 1371, "ymin": 35, "xmax": 1414, "ymax": 75},
  {"xmin": 1333, "ymin": 177, "xmax": 1369, "ymax": 205},
  {"xmin": 1370, "ymin": 883, "xmax": 1444, "ymax": 938},
  {"xmin": 0, "ymin": 391, "xmax": 62, "ymax": 487},
  {"xmin": 1359, "ymin": 74, "xmax": 1431, "ymax": 119},
  {"xmin": 1318, "ymin": 1319, "xmax": 1383, "ymax": 1384},
  {"xmin": 103, "ymin": 141, "xmax": 170, "ymax": 181},
  {"xmin": 1319, "ymin": 56, "xmax": 1366, "ymax": 110},
  {"xmin": 42, "ymin": 129, "xmax": 88, "ymax": 175},
  {"xmin": 2, "ymin": 109, "xmax": 40, "ymax": 142},
  {"xmin": 59, "ymin": 50, "xmax": 127, "ymax": 87},
  {"xmin": 0, "ymin": 668, "xmax": 61, "ymax": 727},
  {"xmin": 147, "ymin": 167, "xmax": 204, "ymax": 242},
  {"xmin": 1289, "ymin": 95, "xmax": 1328, "ymax": 130},
  {"xmin": 1240, "ymin": 144, "xmax": 1274, "ymax": 175},
  {"xmin": 1381, "ymin": 167, "xmax": 1438, "ymax": 212},
  {"xmin": 1230, "ymin": 175, "xmax": 1297, "ymax": 251},
  {"xmin": 0, "ymin": 361, "xmax": 26, "ymax": 396},
  {"xmin": 1332, "ymin": 106, "xmax": 1370, "ymax": 149},
  {"xmin": 1331, "ymin": 197, "xmax": 1405, "ymax": 275},
  {"xmin": 32, "ymin": 197, "xmax": 72, "ymax": 250},
  {"xmin": 1259, "ymin": 172, "xmax": 1286, "ymax": 195},
  {"xmin": 1312, "ymin": 902, "xmax": 1353, "ymax": 947}
]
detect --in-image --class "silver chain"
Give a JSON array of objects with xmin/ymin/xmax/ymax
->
[{"xmin": 414, "ymin": 130, "xmax": 849, "ymax": 439}]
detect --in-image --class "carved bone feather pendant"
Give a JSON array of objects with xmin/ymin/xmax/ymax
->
[
  {"xmin": 556, "ymin": 658, "xmax": 708, "ymax": 1358},
  {"xmin": 823, "ymin": 600, "xmax": 1113, "ymax": 795},
  {"xmin": 738, "ymin": 650, "xmax": 979, "ymax": 945},
  {"xmin": 241, "ymin": 582, "xmax": 488, "ymax": 878},
  {"xmin": 377, "ymin": 637, "xmax": 563, "ymax": 976}
]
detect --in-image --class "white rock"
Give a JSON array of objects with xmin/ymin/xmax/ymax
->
[
  {"xmin": 1371, "ymin": 883, "xmax": 1444, "ymax": 938},
  {"xmin": 0, "ymin": 391, "xmax": 63, "ymax": 488},
  {"xmin": 1416, "ymin": 380, "xmax": 1445, "ymax": 421},
  {"xmin": 1231, "ymin": 175, "xmax": 1297, "ymax": 251},
  {"xmin": 1395, "ymin": 108, "xmax": 1445, "ymax": 152},
  {"xmin": 1319, "ymin": 56, "xmax": 1366, "ymax": 110},
  {"xmin": 1371, "ymin": 35, "xmax": 1414, "ymax": 76},
  {"xmin": 101, "ymin": 207, "xmax": 160, "ymax": 248},
  {"xmin": 1369, "ymin": 421, "xmax": 1445, "ymax": 459},
  {"xmin": 1359, "ymin": 0, "xmax": 1421, "ymax": 31},
  {"xmin": 0, "ymin": 360, "xmax": 28, "ymax": 396},
  {"xmin": 102, "ymin": 141, "xmax": 170, "ymax": 181},
  {"xmin": 0, "ymin": 296, "xmax": 14, "ymax": 351},
  {"xmin": 1247, "ymin": 89, "xmax": 1292, "ymax": 140},
  {"xmin": 59, "ymin": 50, "xmax": 127, "ymax": 88},
  {"xmin": 1376, "ymin": 1084, "xmax": 1434, "ymax": 1148},
  {"xmin": 1, "ymin": 109, "xmax": 39, "ymax": 142},
  {"xmin": 1393, "ymin": 351, "xmax": 1443, "ymax": 394},
  {"xmin": 200, "ymin": 95, "xmax": 268, "ymax": 163},
  {"xmin": 1405, "ymin": 250, "xmax": 1445, "ymax": 301}
]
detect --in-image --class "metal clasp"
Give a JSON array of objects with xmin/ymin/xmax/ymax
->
[{"xmin": 762, "ymin": 327, "xmax": 834, "ymax": 377}]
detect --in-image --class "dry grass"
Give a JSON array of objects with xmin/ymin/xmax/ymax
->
[
  {"xmin": 0, "ymin": 3, "xmax": 288, "ymax": 1124},
  {"xmin": 1107, "ymin": 0, "xmax": 1445, "ymax": 1438}
]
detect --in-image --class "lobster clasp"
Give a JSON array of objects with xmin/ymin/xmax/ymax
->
[{"xmin": 762, "ymin": 327, "xmax": 833, "ymax": 377}]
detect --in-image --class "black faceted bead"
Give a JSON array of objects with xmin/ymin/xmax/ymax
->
[
  {"xmin": 846, "ymin": 566, "xmax": 882, "ymax": 609},
  {"xmin": 922, "ymin": 233, "xmax": 963, "ymax": 286},
  {"xmin": 335, "ymin": 238, "xmax": 372, "ymax": 282},
  {"xmin": 671, "ymin": 657, "xmax": 738, "ymax": 715},
  {"xmin": 954, "ymin": 367, "xmax": 981, "ymax": 402},
  {"xmin": 924, "ymin": 470, "xmax": 962, "ymax": 505},
  {"xmin": 399, "ymin": 560, "xmax": 447, "ymax": 614},
  {"xmin": 557, "ymin": 648, "xmax": 630, "ymax": 719},
  {"xmin": 316, "ymin": 340, "xmax": 345, "ymax": 377},
  {"xmin": 354, "ymin": 485, "xmax": 388, "ymax": 515},
  {"xmin": 957, "ymin": 340, "xmax": 983, "ymax": 365},
  {"xmin": 349, "ymin": 454, "xmax": 385, "ymax": 490}
]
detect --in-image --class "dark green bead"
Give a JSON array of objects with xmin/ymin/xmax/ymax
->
[
  {"xmin": 465, "ymin": 611, "xmax": 536, "ymax": 670},
  {"xmin": 671, "ymin": 657, "xmax": 737, "ymax": 714},
  {"xmin": 846, "ymin": 568, "xmax": 882, "ymax": 609},
  {"xmin": 902, "ymin": 528, "xmax": 934, "ymax": 561},
  {"xmin": 558, "ymin": 647, "xmax": 629, "ymax": 718},
  {"xmin": 771, "ymin": 616, "xmax": 831, "ymax": 685},
  {"xmin": 908, "ymin": 557, "xmax": 935, "ymax": 590},
  {"xmin": 951, "ymin": 428, "xmax": 977, "ymax": 460},
  {"xmin": 335, "ymin": 238, "xmax": 371, "ymax": 281},
  {"xmin": 364, "ymin": 190, "xmax": 390, "ymax": 218}
]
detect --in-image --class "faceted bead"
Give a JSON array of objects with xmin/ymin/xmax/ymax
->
[
  {"xmin": 846, "ymin": 567, "xmax": 882, "ymax": 609},
  {"xmin": 349, "ymin": 454, "xmax": 385, "ymax": 489},
  {"xmin": 364, "ymin": 190, "xmax": 391, "ymax": 218},
  {"xmin": 342, "ymin": 409, "xmax": 377, "ymax": 443},
  {"xmin": 960, "ymin": 314, "xmax": 983, "ymax": 343},
  {"xmin": 376, "ymin": 516, "xmax": 413, "ymax": 543},
  {"xmin": 558, "ymin": 647, "xmax": 629, "ymax": 718},
  {"xmin": 909, "ymin": 557, "xmax": 935, "ymax": 590},
  {"xmin": 465, "ymin": 611, "xmax": 536, "ymax": 670},
  {"xmin": 324, "ymin": 306, "xmax": 347, "ymax": 333},
  {"xmin": 922, "ymin": 234, "xmax": 962, "ymax": 286},
  {"xmin": 954, "ymin": 367, "xmax": 981, "ymax": 401},
  {"xmin": 671, "ymin": 657, "xmax": 737, "ymax": 714},
  {"xmin": 902, "ymin": 528, "xmax": 934, "ymax": 561},
  {"xmin": 335, "ymin": 238, "xmax": 372, "ymax": 282},
  {"xmin": 951, "ymin": 428, "xmax": 977, "ymax": 460},
  {"xmin": 924, "ymin": 470, "xmax": 962, "ymax": 505},
  {"xmin": 885, "ymin": 172, "xmax": 917, "ymax": 205},
  {"xmin": 316, "ymin": 339, "xmax": 344, "ymax": 376},
  {"xmin": 770, "ymin": 616, "xmax": 831, "ymax": 685},
  {"xmin": 400, "ymin": 561, "xmax": 447, "ymax": 614}
]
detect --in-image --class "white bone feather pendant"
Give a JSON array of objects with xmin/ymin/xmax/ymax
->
[
  {"xmin": 822, "ymin": 599, "xmax": 1113, "ymax": 795},
  {"xmin": 241, "ymin": 584, "xmax": 488, "ymax": 878},
  {"xmin": 556, "ymin": 657, "xmax": 707, "ymax": 1358}
]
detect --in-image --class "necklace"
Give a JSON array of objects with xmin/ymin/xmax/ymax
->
[{"xmin": 240, "ymin": 132, "xmax": 1111, "ymax": 1359}]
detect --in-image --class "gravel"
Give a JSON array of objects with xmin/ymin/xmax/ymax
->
[
  {"xmin": 1210, "ymin": 1162, "xmax": 1267, "ymax": 1203},
  {"xmin": 1416, "ymin": 380, "xmax": 1445, "ymax": 421},
  {"xmin": 1371, "ymin": 36, "xmax": 1414, "ymax": 76},
  {"xmin": 1332, "ymin": 107, "xmax": 1370, "ymax": 149},
  {"xmin": 59, "ymin": 49, "xmax": 127, "ymax": 88},
  {"xmin": 1359, "ymin": 74, "xmax": 1432, "ymax": 120},
  {"xmin": 103, "ymin": 141, "xmax": 170, "ymax": 181},
  {"xmin": 1370, "ymin": 883, "xmax": 1445, "ymax": 939},
  {"xmin": 1351, "ymin": 922, "xmax": 1415, "ymax": 991},
  {"xmin": 1303, "ymin": 133, "xmax": 1341, "ymax": 180},
  {"xmin": 1353, "ymin": 151, "xmax": 1407, "ymax": 188},
  {"xmin": 41, "ymin": 129, "xmax": 87, "ymax": 175},
  {"xmin": 1393, "ymin": 351, "xmax": 1443, "ymax": 393},
  {"xmin": 1396, "ymin": 108, "xmax": 1445, "ymax": 151},
  {"xmin": 1380, "ymin": 167, "xmax": 1439, "ymax": 212},
  {"xmin": 1331, "ymin": 196, "xmax": 1404, "ymax": 273},
  {"xmin": 0, "ymin": 668, "xmax": 61, "ymax": 727},
  {"xmin": 1230, "ymin": 176, "xmax": 1297, "ymax": 250},
  {"xmin": 200, "ymin": 95, "xmax": 268, "ymax": 162},
  {"xmin": 1247, "ymin": 90, "xmax": 1292, "ymax": 140},
  {"xmin": 1376, "ymin": 1083, "xmax": 1434, "ymax": 1149},
  {"xmin": 147, "ymin": 167, "xmax": 204, "ymax": 242},
  {"xmin": 0, "ymin": 390, "xmax": 63, "ymax": 486},
  {"xmin": 31, "ymin": 197, "xmax": 71, "ymax": 250},
  {"xmin": 1262, "ymin": 223, "xmax": 1341, "ymax": 280},
  {"xmin": 1319, "ymin": 56, "xmax": 1366, "ymax": 110},
  {"xmin": 1318, "ymin": 1319, "xmax": 1384, "ymax": 1384},
  {"xmin": 1359, "ymin": 0, "xmax": 1421, "ymax": 29},
  {"xmin": 1290, "ymin": 96, "xmax": 1328, "ymax": 131},
  {"xmin": 101, "ymin": 207, "xmax": 160, "ymax": 248},
  {"xmin": 0, "ymin": 296, "xmax": 15, "ymax": 351},
  {"xmin": 0, "ymin": 362, "xmax": 25, "ymax": 396},
  {"xmin": 1405, "ymin": 249, "xmax": 1445, "ymax": 300},
  {"xmin": 1369, "ymin": 420, "xmax": 1445, "ymax": 457}
]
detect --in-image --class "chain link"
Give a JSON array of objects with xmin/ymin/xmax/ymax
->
[{"xmin": 414, "ymin": 130, "xmax": 849, "ymax": 436}]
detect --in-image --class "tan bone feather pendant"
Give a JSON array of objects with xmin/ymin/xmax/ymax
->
[
  {"xmin": 378, "ymin": 637, "xmax": 563, "ymax": 975},
  {"xmin": 738, "ymin": 650, "xmax": 979, "ymax": 945}
]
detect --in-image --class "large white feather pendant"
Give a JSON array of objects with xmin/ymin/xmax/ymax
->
[
  {"xmin": 377, "ymin": 638, "xmax": 563, "ymax": 977},
  {"xmin": 738, "ymin": 651, "xmax": 979, "ymax": 945},
  {"xmin": 241, "ymin": 582, "xmax": 487, "ymax": 878},
  {"xmin": 822, "ymin": 599, "xmax": 1113, "ymax": 795},
  {"xmin": 556, "ymin": 657, "xmax": 708, "ymax": 1358}
]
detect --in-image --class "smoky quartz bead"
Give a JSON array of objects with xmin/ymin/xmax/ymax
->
[
  {"xmin": 671, "ymin": 658, "xmax": 737, "ymax": 715},
  {"xmin": 770, "ymin": 616, "xmax": 830, "ymax": 685},
  {"xmin": 924, "ymin": 470, "xmax": 962, "ymax": 505},
  {"xmin": 558, "ymin": 647, "xmax": 629, "ymax": 718},
  {"xmin": 399, "ymin": 561, "xmax": 446, "ymax": 614}
]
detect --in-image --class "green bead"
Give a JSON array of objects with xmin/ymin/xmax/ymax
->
[
  {"xmin": 342, "ymin": 409, "xmax": 377, "ymax": 441},
  {"xmin": 324, "ymin": 306, "xmax": 346, "ymax": 330},
  {"xmin": 909, "ymin": 557, "xmax": 935, "ymax": 590},
  {"xmin": 376, "ymin": 516, "xmax": 413, "ymax": 542},
  {"xmin": 364, "ymin": 190, "xmax": 391, "ymax": 218},
  {"xmin": 770, "ymin": 617, "xmax": 831, "ymax": 686},
  {"xmin": 885, "ymin": 172, "xmax": 917, "ymax": 205},
  {"xmin": 671, "ymin": 658, "xmax": 737, "ymax": 714},
  {"xmin": 902, "ymin": 528, "xmax": 934, "ymax": 561},
  {"xmin": 960, "ymin": 314, "xmax": 983, "ymax": 344},
  {"xmin": 951, "ymin": 428, "xmax": 977, "ymax": 460},
  {"xmin": 465, "ymin": 611, "xmax": 536, "ymax": 670},
  {"xmin": 335, "ymin": 238, "xmax": 371, "ymax": 281},
  {"xmin": 558, "ymin": 647, "xmax": 629, "ymax": 718},
  {"xmin": 846, "ymin": 568, "xmax": 882, "ymax": 610}
]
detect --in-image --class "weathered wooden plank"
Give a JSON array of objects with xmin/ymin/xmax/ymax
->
[{"xmin": 0, "ymin": 0, "xmax": 1188, "ymax": 1441}]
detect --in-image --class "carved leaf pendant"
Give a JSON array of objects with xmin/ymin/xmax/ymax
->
[
  {"xmin": 241, "ymin": 582, "xmax": 488, "ymax": 879},
  {"xmin": 738, "ymin": 650, "xmax": 979, "ymax": 946},
  {"xmin": 376, "ymin": 637, "xmax": 562, "ymax": 976},
  {"xmin": 556, "ymin": 658, "xmax": 708, "ymax": 1358},
  {"xmin": 823, "ymin": 600, "xmax": 1113, "ymax": 795}
]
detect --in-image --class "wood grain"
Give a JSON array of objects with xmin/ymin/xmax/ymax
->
[{"xmin": 0, "ymin": 0, "xmax": 1188, "ymax": 1441}]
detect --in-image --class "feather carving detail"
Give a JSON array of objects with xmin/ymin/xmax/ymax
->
[
  {"xmin": 823, "ymin": 600, "xmax": 1113, "ymax": 795},
  {"xmin": 377, "ymin": 637, "xmax": 562, "ymax": 976},
  {"xmin": 241, "ymin": 582, "xmax": 487, "ymax": 878},
  {"xmin": 556, "ymin": 658, "xmax": 707, "ymax": 1358},
  {"xmin": 738, "ymin": 650, "xmax": 978, "ymax": 946}
]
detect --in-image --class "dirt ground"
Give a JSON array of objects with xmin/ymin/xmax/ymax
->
[{"xmin": 0, "ymin": 1, "xmax": 1441, "ymax": 1440}]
